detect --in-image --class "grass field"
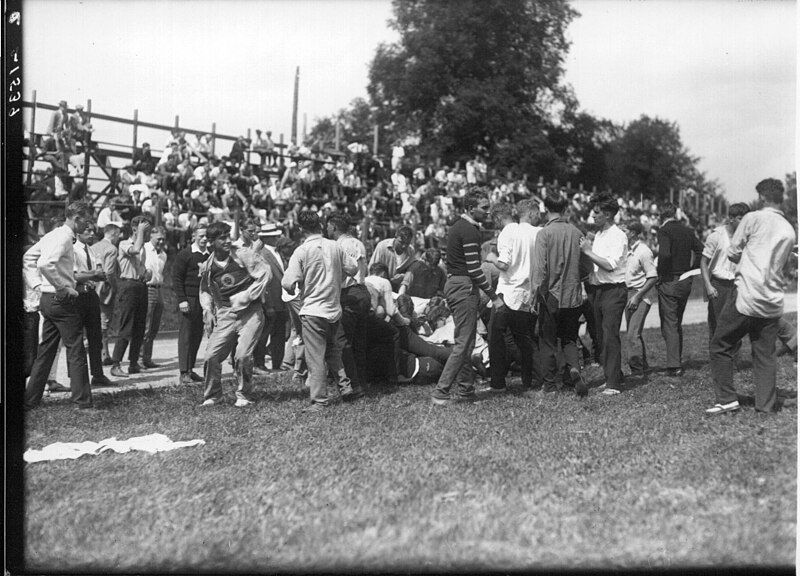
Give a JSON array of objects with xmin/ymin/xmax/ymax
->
[{"xmin": 23, "ymin": 318, "xmax": 797, "ymax": 572}]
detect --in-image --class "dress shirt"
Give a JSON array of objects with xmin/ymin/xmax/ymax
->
[
  {"xmin": 118, "ymin": 239, "xmax": 147, "ymax": 280},
  {"xmin": 588, "ymin": 224, "xmax": 627, "ymax": 285},
  {"xmin": 365, "ymin": 275, "xmax": 397, "ymax": 319},
  {"xmin": 702, "ymin": 225, "xmax": 736, "ymax": 281},
  {"xmin": 23, "ymin": 224, "xmax": 76, "ymax": 293},
  {"xmin": 337, "ymin": 234, "xmax": 367, "ymax": 288},
  {"xmin": 144, "ymin": 243, "xmax": 167, "ymax": 286},
  {"xmin": 729, "ymin": 207, "xmax": 796, "ymax": 318},
  {"xmin": 495, "ymin": 222, "xmax": 540, "ymax": 311},
  {"xmin": 625, "ymin": 240, "xmax": 657, "ymax": 305},
  {"xmin": 282, "ymin": 234, "xmax": 356, "ymax": 322}
]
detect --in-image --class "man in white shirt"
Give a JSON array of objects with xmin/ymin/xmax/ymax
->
[
  {"xmin": 581, "ymin": 193, "xmax": 629, "ymax": 395},
  {"xmin": 700, "ymin": 202, "xmax": 750, "ymax": 350},
  {"xmin": 141, "ymin": 227, "xmax": 168, "ymax": 369},
  {"xmin": 484, "ymin": 200, "xmax": 540, "ymax": 392},
  {"xmin": 282, "ymin": 211, "xmax": 360, "ymax": 411},
  {"xmin": 707, "ymin": 178, "xmax": 797, "ymax": 415},
  {"xmin": 24, "ymin": 201, "xmax": 96, "ymax": 410},
  {"xmin": 623, "ymin": 221, "xmax": 658, "ymax": 375}
]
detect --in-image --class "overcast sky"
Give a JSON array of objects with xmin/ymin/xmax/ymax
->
[{"xmin": 21, "ymin": 0, "xmax": 796, "ymax": 203}]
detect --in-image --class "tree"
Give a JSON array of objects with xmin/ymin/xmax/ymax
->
[
  {"xmin": 547, "ymin": 110, "xmax": 618, "ymax": 189},
  {"xmin": 367, "ymin": 0, "xmax": 578, "ymax": 170},
  {"xmin": 305, "ymin": 97, "xmax": 377, "ymax": 152},
  {"xmin": 606, "ymin": 115, "xmax": 699, "ymax": 203}
]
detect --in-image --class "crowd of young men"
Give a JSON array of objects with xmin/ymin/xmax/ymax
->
[{"xmin": 22, "ymin": 177, "xmax": 797, "ymax": 416}]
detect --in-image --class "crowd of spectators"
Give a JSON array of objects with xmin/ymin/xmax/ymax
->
[{"xmin": 25, "ymin": 106, "xmax": 718, "ymax": 263}]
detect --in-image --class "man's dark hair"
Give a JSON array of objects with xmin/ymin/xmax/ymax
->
[
  {"xmin": 297, "ymin": 210, "xmax": 322, "ymax": 233},
  {"xmin": 591, "ymin": 192, "xmax": 620, "ymax": 217},
  {"xmin": 65, "ymin": 201, "xmax": 93, "ymax": 220},
  {"xmin": 490, "ymin": 202, "xmax": 513, "ymax": 221},
  {"xmin": 543, "ymin": 192, "xmax": 568, "ymax": 214},
  {"xmin": 463, "ymin": 189, "xmax": 488, "ymax": 212},
  {"xmin": 625, "ymin": 220, "xmax": 644, "ymax": 236},
  {"xmin": 660, "ymin": 202, "xmax": 678, "ymax": 220},
  {"xmin": 423, "ymin": 248, "xmax": 441, "ymax": 267},
  {"xmin": 369, "ymin": 262, "xmax": 389, "ymax": 278},
  {"xmin": 327, "ymin": 213, "xmax": 351, "ymax": 234},
  {"xmin": 131, "ymin": 214, "xmax": 153, "ymax": 228},
  {"xmin": 728, "ymin": 202, "xmax": 751, "ymax": 219},
  {"xmin": 755, "ymin": 178, "xmax": 784, "ymax": 204},
  {"xmin": 206, "ymin": 221, "xmax": 231, "ymax": 242},
  {"xmin": 395, "ymin": 225, "xmax": 414, "ymax": 244}
]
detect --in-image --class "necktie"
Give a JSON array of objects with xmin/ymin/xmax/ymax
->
[{"xmin": 84, "ymin": 244, "xmax": 93, "ymax": 270}]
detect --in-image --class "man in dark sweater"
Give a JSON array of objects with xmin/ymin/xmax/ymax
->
[
  {"xmin": 656, "ymin": 203, "xmax": 704, "ymax": 376},
  {"xmin": 173, "ymin": 224, "xmax": 209, "ymax": 384},
  {"xmin": 431, "ymin": 190, "xmax": 504, "ymax": 405}
]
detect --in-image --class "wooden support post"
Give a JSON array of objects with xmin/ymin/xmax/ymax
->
[
  {"xmin": 211, "ymin": 123, "xmax": 216, "ymax": 156},
  {"xmin": 83, "ymin": 99, "xmax": 92, "ymax": 189},
  {"xmin": 335, "ymin": 120, "xmax": 341, "ymax": 152},
  {"xmin": 279, "ymin": 133, "xmax": 285, "ymax": 167},
  {"xmin": 174, "ymin": 115, "xmax": 180, "ymax": 130},
  {"xmin": 26, "ymin": 90, "xmax": 37, "ymax": 185},
  {"xmin": 373, "ymin": 125, "xmax": 379, "ymax": 157},
  {"xmin": 247, "ymin": 127, "xmax": 252, "ymax": 166},
  {"xmin": 132, "ymin": 109, "xmax": 139, "ymax": 160}
]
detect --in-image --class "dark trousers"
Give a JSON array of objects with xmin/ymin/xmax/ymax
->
[
  {"xmin": 624, "ymin": 288, "xmax": 651, "ymax": 371},
  {"xmin": 710, "ymin": 292, "xmax": 780, "ymax": 412},
  {"xmin": 488, "ymin": 305, "xmax": 534, "ymax": 388},
  {"xmin": 25, "ymin": 293, "xmax": 92, "ymax": 408},
  {"xmin": 254, "ymin": 307, "xmax": 288, "ymax": 369},
  {"xmin": 707, "ymin": 277, "xmax": 741, "ymax": 357},
  {"xmin": 142, "ymin": 286, "xmax": 164, "ymax": 363},
  {"xmin": 340, "ymin": 285, "xmax": 371, "ymax": 388},
  {"xmin": 657, "ymin": 277, "xmax": 693, "ymax": 369},
  {"xmin": 538, "ymin": 293, "xmax": 582, "ymax": 390},
  {"xmin": 589, "ymin": 283, "xmax": 627, "ymax": 388},
  {"xmin": 178, "ymin": 295, "xmax": 204, "ymax": 373},
  {"xmin": 24, "ymin": 311, "xmax": 40, "ymax": 378},
  {"xmin": 433, "ymin": 276, "xmax": 479, "ymax": 399},
  {"xmin": 112, "ymin": 279, "xmax": 148, "ymax": 366},
  {"xmin": 76, "ymin": 290, "xmax": 104, "ymax": 377},
  {"xmin": 399, "ymin": 325, "xmax": 452, "ymax": 365},
  {"xmin": 365, "ymin": 315, "xmax": 400, "ymax": 383}
]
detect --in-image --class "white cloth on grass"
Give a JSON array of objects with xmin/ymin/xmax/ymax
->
[{"xmin": 24, "ymin": 433, "xmax": 205, "ymax": 463}]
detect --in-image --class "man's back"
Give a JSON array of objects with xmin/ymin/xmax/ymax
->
[
  {"xmin": 657, "ymin": 220, "xmax": 703, "ymax": 278},
  {"xmin": 284, "ymin": 235, "xmax": 349, "ymax": 321},
  {"xmin": 533, "ymin": 218, "xmax": 583, "ymax": 309},
  {"xmin": 732, "ymin": 207, "xmax": 796, "ymax": 318}
]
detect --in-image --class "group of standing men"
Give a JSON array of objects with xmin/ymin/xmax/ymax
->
[
  {"xmin": 22, "ymin": 178, "xmax": 796, "ymax": 416},
  {"xmin": 432, "ymin": 180, "xmax": 796, "ymax": 414}
]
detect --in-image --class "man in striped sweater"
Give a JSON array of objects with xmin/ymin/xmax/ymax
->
[{"xmin": 431, "ymin": 190, "xmax": 505, "ymax": 405}]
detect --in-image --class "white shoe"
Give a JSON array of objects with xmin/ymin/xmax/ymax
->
[
  {"xmin": 234, "ymin": 398, "xmax": 254, "ymax": 408},
  {"xmin": 201, "ymin": 398, "xmax": 221, "ymax": 407},
  {"xmin": 601, "ymin": 387, "xmax": 621, "ymax": 396},
  {"xmin": 705, "ymin": 400, "xmax": 740, "ymax": 415}
]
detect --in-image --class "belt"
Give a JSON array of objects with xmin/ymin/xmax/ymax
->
[
  {"xmin": 76, "ymin": 283, "xmax": 94, "ymax": 294},
  {"xmin": 120, "ymin": 277, "xmax": 146, "ymax": 284},
  {"xmin": 711, "ymin": 277, "xmax": 735, "ymax": 285}
]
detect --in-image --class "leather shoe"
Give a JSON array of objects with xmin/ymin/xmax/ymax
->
[
  {"xmin": 142, "ymin": 360, "xmax": 160, "ymax": 369},
  {"xmin": 128, "ymin": 364, "xmax": 142, "ymax": 374},
  {"xmin": 46, "ymin": 380, "xmax": 70, "ymax": 393},
  {"xmin": 91, "ymin": 375, "xmax": 115, "ymax": 387},
  {"xmin": 110, "ymin": 364, "xmax": 127, "ymax": 378},
  {"xmin": 190, "ymin": 371, "xmax": 204, "ymax": 382},
  {"xmin": 102, "ymin": 358, "xmax": 114, "ymax": 366}
]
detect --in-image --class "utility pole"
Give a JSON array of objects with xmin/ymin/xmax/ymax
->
[{"xmin": 291, "ymin": 66, "xmax": 299, "ymax": 145}]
